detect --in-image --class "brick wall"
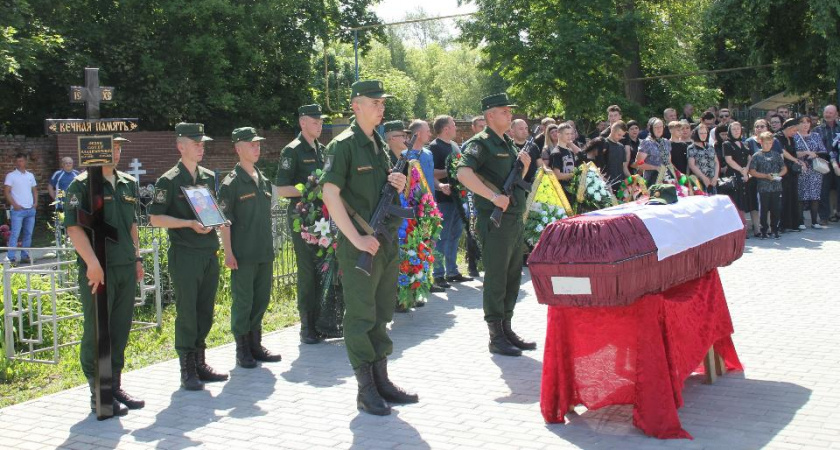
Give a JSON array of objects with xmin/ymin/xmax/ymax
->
[{"xmin": 0, "ymin": 135, "xmax": 58, "ymax": 213}]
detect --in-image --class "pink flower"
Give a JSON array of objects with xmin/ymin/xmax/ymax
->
[{"xmin": 318, "ymin": 236, "xmax": 330, "ymax": 247}]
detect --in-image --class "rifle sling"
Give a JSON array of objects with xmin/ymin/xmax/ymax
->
[
  {"xmin": 475, "ymin": 173, "xmax": 502, "ymax": 196},
  {"xmin": 341, "ymin": 199, "xmax": 376, "ymax": 236}
]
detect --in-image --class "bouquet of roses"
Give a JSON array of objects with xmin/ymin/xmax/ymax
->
[
  {"xmin": 397, "ymin": 162, "xmax": 443, "ymax": 308},
  {"xmin": 291, "ymin": 169, "xmax": 336, "ymax": 261},
  {"xmin": 616, "ymin": 174, "xmax": 649, "ymax": 203}
]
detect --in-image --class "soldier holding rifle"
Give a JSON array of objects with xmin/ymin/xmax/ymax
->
[
  {"xmin": 320, "ymin": 80, "xmax": 417, "ymax": 416},
  {"xmin": 456, "ymin": 93, "xmax": 536, "ymax": 357}
]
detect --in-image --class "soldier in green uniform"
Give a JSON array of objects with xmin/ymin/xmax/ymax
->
[
  {"xmin": 65, "ymin": 135, "xmax": 143, "ymax": 416},
  {"xmin": 456, "ymin": 93, "xmax": 536, "ymax": 357},
  {"xmin": 320, "ymin": 80, "xmax": 417, "ymax": 416},
  {"xmin": 274, "ymin": 104, "xmax": 328, "ymax": 344},
  {"xmin": 218, "ymin": 127, "xmax": 282, "ymax": 368},
  {"xmin": 149, "ymin": 123, "xmax": 229, "ymax": 390}
]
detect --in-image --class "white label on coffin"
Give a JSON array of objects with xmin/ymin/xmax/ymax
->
[{"xmin": 551, "ymin": 277, "xmax": 592, "ymax": 295}]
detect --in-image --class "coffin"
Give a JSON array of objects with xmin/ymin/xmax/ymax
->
[{"xmin": 528, "ymin": 195, "xmax": 745, "ymax": 307}]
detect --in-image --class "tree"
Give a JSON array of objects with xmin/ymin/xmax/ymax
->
[
  {"xmin": 700, "ymin": 0, "xmax": 840, "ymax": 106},
  {"xmin": 460, "ymin": 0, "xmax": 719, "ymax": 121},
  {"xmin": 0, "ymin": 0, "xmax": 381, "ymax": 135}
]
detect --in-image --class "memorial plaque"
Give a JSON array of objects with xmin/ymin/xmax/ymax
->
[
  {"xmin": 45, "ymin": 118, "xmax": 139, "ymax": 135},
  {"xmin": 78, "ymin": 135, "xmax": 115, "ymax": 167}
]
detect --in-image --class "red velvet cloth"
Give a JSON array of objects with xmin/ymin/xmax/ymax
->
[
  {"xmin": 529, "ymin": 214, "xmax": 745, "ymax": 307},
  {"xmin": 540, "ymin": 269, "xmax": 743, "ymax": 439}
]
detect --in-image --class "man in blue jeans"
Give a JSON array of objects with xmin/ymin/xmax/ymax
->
[
  {"xmin": 4, "ymin": 153, "xmax": 38, "ymax": 265},
  {"xmin": 429, "ymin": 115, "xmax": 473, "ymax": 289}
]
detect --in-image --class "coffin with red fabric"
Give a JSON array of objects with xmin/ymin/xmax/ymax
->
[{"xmin": 528, "ymin": 195, "xmax": 746, "ymax": 307}]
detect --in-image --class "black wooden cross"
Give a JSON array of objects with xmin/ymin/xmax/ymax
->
[
  {"xmin": 71, "ymin": 68, "xmax": 119, "ymax": 420},
  {"xmin": 70, "ymin": 68, "xmax": 114, "ymax": 120}
]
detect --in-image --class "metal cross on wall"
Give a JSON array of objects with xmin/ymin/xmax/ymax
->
[{"xmin": 70, "ymin": 68, "xmax": 115, "ymax": 120}]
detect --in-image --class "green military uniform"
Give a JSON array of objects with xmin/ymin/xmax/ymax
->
[
  {"xmin": 64, "ymin": 170, "xmax": 139, "ymax": 380},
  {"xmin": 457, "ymin": 94, "xmax": 528, "ymax": 326},
  {"xmin": 218, "ymin": 162, "xmax": 275, "ymax": 336},
  {"xmin": 320, "ymin": 118, "xmax": 400, "ymax": 368},
  {"xmin": 274, "ymin": 105, "xmax": 327, "ymax": 339},
  {"xmin": 148, "ymin": 159, "xmax": 220, "ymax": 356}
]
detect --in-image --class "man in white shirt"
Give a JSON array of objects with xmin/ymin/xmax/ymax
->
[{"xmin": 4, "ymin": 153, "xmax": 38, "ymax": 264}]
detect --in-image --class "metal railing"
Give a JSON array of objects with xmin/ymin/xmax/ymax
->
[{"xmin": 1, "ymin": 243, "xmax": 162, "ymax": 364}]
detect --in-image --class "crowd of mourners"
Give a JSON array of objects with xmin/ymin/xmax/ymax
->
[{"xmin": 529, "ymin": 103, "xmax": 840, "ymax": 239}]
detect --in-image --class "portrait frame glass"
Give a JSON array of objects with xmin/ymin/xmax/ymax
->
[{"xmin": 181, "ymin": 185, "xmax": 228, "ymax": 227}]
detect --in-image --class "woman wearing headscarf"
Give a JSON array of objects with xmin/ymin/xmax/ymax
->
[
  {"xmin": 723, "ymin": 122, "xmax": 754, "ymax": 228},
  {"xmin": 687, "ymin": 124, "xmax": 719, "ymax": 193},
  {"xmin": 713, "ymin": 124, "xmax": 729, "ymax": 178},
  {"xmin": 635, "ymin": 118, "xmax": 672, "ymax": 186}
]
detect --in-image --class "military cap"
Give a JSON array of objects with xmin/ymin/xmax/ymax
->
[
  {"xmin": 351, "ymin": 80, "xmax": 393, "ymax": 99},
  {"xmin": 383, "ymin": 120, "xmax": 409, "ymax": 134},
  {"xmin": 299, "ymin": 104, "xmax": 328, "ymax": 118},
  {"xmin": 481, "ymin": 93, "xmax": 518, "ymax": 111},
  {"xmin": 113, "ymin": 134, "xmax": 131, "ymax": 142},
  {"xmin": 231, "ymin": 127, "xmax": 266, "ymax": 143},
  {"xmin": 175, "ymin": 122, "xmax": 213, "ymax": 142},
  {"xmin": 646, "ymin": 184, "xmax": 678, "ymax": 205},
  {"xmin": 781, "ymin": 117, "xmax": 802, "ymax": 130}
]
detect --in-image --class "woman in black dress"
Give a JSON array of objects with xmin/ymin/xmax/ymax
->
[{"xmin": 722, "ymin": 122, "xmax": 754, "ymax": 226}]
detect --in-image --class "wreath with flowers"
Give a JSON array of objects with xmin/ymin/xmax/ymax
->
[
  {"xmin": 290, "ymin": 169, "xmax": 343, "ymax": 337},
  {"xmin": 616, "ymin": 174, "xmax": 649, "ymax": 203},
  {"xmin": 568, "ymin": 162, "xmax": 619, "ymax": 214},
  {"xmin": 291, "ymin": 169, "xmax": 337, "ymax": 260},
  {"xmin": 397, "ymin": 161, "xmax": 443, "ymax": 308},
  {"xmin": 523, "ymin": 167, "xmax": 571, "ymax": 246}
]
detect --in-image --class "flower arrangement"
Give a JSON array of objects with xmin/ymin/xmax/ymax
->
[
  {"xmin": 397, "ymin": 161, "xmax": 443, "ymax": 308},
  {"xmin": 291, "ymin": 169, "xmax": 336, "ymax": 260},
  {"xmin": 446, "ymin": 150, "xmax": 469, "ymax": 203},
  {"xmin": 569, "ymin": 162, "xmax": 618, "ymax": 214},
  {"xmin": 525, "ymin": 203, "xmax": 567, "ymax": 246},
  {"xmin": 616, "ymin": 174, "xmax": 649, "ymax": 203}
]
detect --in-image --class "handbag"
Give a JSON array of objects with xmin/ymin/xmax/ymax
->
[
  {"xmin": 716, "ymin": 176, "xmax": 735, "ymax": 195},
  {"xmin": 812, "ymin": 158, "xmax": 830, "ymax": 175}
]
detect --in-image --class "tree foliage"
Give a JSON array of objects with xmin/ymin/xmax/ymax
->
[
  {"xmin": 460, "ymin": 0, "xmax": 721, "ymax": 121},
  {"xmin": 0, "ymin": 0, "xmax": 381, "ymax": 135},
  {"xmin": 700, "ymin": 0, "xmax": 840, "ymax": 105}
]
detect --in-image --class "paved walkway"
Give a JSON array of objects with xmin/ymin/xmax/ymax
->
[{"xmin": 2, "ymin": 226, "xmax": 840, "ymax": 449}]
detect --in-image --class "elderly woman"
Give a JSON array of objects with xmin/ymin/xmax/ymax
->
[
  {"xmin": 635, "ymin": 118, "xmax": 672, "ymax": 186},
  {"xmin": 687, "ymin": 125, "xmax": 719, "ymax": 194},
  {"xmin": 794, "ymin": 116, "xmax": 829, "ymax": 228}
]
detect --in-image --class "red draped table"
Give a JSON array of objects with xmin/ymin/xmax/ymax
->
[
  {"xmin": 540, "ymin": 269, "xmax": 743, "ymax": 439},
  {"xmin": 529, "ymin": 197, "xmax": 746, "ymax": 439}
]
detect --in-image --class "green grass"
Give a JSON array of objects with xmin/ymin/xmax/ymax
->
[{"xmin": 0, "ymin": 262, "xmax": 299, "ymax": 408}]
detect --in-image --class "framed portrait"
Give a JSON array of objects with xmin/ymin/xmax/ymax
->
[{"xmin": 181, "ymin": 186, "xmax": 228, "ymax": 227}]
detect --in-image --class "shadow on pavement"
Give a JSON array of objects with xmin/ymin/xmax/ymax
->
[
  {"xmin": 546, "ymin": 377, "xmax": 811, "ymax": 449},
  {"xmin": 349, "ymin": 410, "xmax": 430, "ymax": 449},
  {"xmin": 281, "ymin": 340, "xmax": 350, "ymax": 388},
  {"xmin": 58, "ymin": 411, "xmax": 128, "ymax": 449},
  {"xmin": 491, "ymin": 353, "xmax": 542, "ymax": 404}
]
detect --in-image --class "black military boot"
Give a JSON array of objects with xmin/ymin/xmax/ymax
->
[
  {"xmin": 196, "ymin": 346, "xmax": 229, "ymax": 382},
  {"xmin": 250, "ymin": 327, "xmax": 282, "ymax": 362},
  {"xmin": 235, "ymin": 334, "xmax": 257, "ymax": 368},
  {"xmin": 300, "ymin": 312, "xmax": 323, "ymax": 344},
  {"xmin": 179, "ymin": 353, "xmax": 204, "ymax": 391},
  {"xmin": 354, "ymin": 363, "xmax": 391, "ymax": 416},
  {"xmin": 372, "ymin": 358, "xmax": 419, "ymax": 404},
  {"xmin": 487, "ymin": 321, "xmax": 522, "ymax": 357},
  {"xmin": 88, "ymin": 378, "xmax": 128, "ymax": 417},
  {"xmin": 503, "ymin": 319, "xmax": 537, "ymax": 350},
  {"xmin": 112, "ymin": 371, "xmax": 145, "ymax": 409}
]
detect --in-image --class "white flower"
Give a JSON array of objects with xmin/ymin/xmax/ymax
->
[
  {"xmin": 594, "ymin": 192, "xmax": 602, "ymax": 201},
  {"xmin": 587, "ymin": 186, "xmax": 595, "ymax": 195},
  {"xmin": 542, "ymin": 217, "xmax": 549, "ymax": 224},
  {"xmin": 535, "ymin": 224, "xmax": 544, "ymax": 232},
  {"xmin": 313, "ymin": 218, "xmax": 331, "ymax": 236}
]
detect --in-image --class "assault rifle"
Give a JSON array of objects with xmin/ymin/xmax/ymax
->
[
  {"xmin": 355, "ymin": 138, "xmax": 416, "ymax": 276},
  {"xmin": 490, "ymin": 137, "xmax": 534, "ymax": 227}
]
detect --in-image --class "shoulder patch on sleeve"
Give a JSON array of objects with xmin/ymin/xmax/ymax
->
[{"xmin": 154, "ymin": 188, "xmax": 167, "ymax": 204}]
